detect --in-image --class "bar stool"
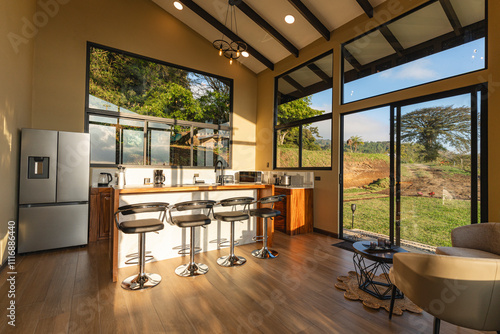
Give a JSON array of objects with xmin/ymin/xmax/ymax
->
[
  {"xmin": 114, "ymin": 202, "xmax": 168, "ymax": 290},
  {"xmin": 168, "ymin": 200, "xmax": 215, "ymax": 277},
  {"xmin": 214, "ymin": 197, "xmax": 254, "ymax": 267},
  {"xmin": 250, "ymin": 195, "xmax": 286, "ymax": 259}
]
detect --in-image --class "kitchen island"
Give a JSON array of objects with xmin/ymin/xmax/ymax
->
[{"xmin": 110, "ymin": 183, "xmax": 274, "ymax": 282}]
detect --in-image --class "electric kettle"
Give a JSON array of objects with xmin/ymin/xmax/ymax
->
[{"xmin": 98, "ymin": 172, "xmax": 113, "ymax": 187}]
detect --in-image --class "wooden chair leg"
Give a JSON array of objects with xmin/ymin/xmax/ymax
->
[
  {"xmin": 433, "ymin": 317, "xmax": 440, "ymax": 334},
  {"xmin": 389, "ymin": 285, "xmax": 397, "ymax": 320}
]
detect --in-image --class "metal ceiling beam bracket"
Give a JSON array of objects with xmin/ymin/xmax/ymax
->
[
  {"xmin": 287, "ymin": 0, "xmax": 330, "ymax": 41},
  {"xmin": 179, "ymin": 0, "xmax": 274, "ymax": 70},
  {"xmin": 234, "ymin": 1, "xmax": 299, "ymax": 57},
  {"xmin": 355, "ymin": 0, "xmax": 374, "ymax": 18},
  {"xmin": 439, "ymin": 0, "xmax": 463, "ymax": 36}
]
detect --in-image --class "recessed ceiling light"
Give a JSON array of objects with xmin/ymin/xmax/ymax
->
[
  {"xmin": 173, "ymin": 1, "xmax": 183, "ymax": 10},
  {"xmin": 285, "ymin": 15, "xmax": 295, "ymax": 24},
  {"xmin": 241, "ymin": 51, "xmax": 249, "ymax": 58}
]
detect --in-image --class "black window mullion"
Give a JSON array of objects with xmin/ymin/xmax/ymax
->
[
  {"xmin": 339, "ymin": 115, "xmax": 344, "ymax": 240},
  {"xmin": 389, "ymin": 106, "xmax": 395, "ymax": 245},
  {"xmin": 395, "ymin": 106, "xmax": 401, "ymax": 247},
  {"xmin": 471, "ymin": 90, "xmax": 478, "ymax": 224},
  {"xmin": 298, "ymin": 125, "xmax": 303, "ymax": 168},
  {"xmin": 480, "ymin": 84, "xmax": 488, "ymax": 222}
]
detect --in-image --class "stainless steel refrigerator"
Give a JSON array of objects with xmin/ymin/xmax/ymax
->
[{"xmin": 18, "ymin": 129, "xmax": 90, "ymax": 253}]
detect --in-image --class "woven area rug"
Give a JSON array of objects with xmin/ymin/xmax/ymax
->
[{"xmin": 335, "ymin": 271, "xmax": 422, "ymax": 316}]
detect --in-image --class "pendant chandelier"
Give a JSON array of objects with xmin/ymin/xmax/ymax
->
[{"xmin": 212, "ymin": 0, "xmax": 248, "ymax": 65}]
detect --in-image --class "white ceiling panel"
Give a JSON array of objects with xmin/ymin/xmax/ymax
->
[
  {"xmin": 344, "ymin": 30, "xmax": 394, "ymax": 65},
  {"xmin": 388, "ymin": 2, "xmax": 453, "ymax": 49},
  {"xmin": 289, "ymin": 67, "xmax": 322, "ymax": 88},
  {"xmin": 449, "ymin": 0, "xmax": 485, "ymax": 27}
]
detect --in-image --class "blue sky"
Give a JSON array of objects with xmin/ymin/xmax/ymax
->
[{"xmin": 309, "ymin": 38, "xmax": 485, "ymax": 142}]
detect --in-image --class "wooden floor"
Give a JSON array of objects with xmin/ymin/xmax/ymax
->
[{"xmin": 0, "ymin": 232, "xmax": 494, "ymax": 334}]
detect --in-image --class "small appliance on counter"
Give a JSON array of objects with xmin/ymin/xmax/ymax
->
[
  {"xmin": 238, "ymin": 171, "xmax": 262, "ymax": 183},
  {"xmin": 117, "ymin": 166, "xmax": 126, "ymax": 188},
  {"xmin": 218, "ymin": 174, "xmax": 234, "ymax": 184},
  {"xmin": 279, "ymin": 175, "xmax": 291, "ymax": 186},
  {"xmin": 154, "ymin": 169, "xmax": 165, "ymax": 185},
  {"xmin": 98, "ymin": 172, "xmax": 113, "ymax": 187}
]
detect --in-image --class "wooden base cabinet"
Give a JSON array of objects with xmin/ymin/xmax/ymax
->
[
  {"xmin": 89, "ymin": 187, "xmax": 112, "ymax": 242},
  {"xmin": 274, "ymin": 187, "xmax": 313, "ymax": 235}
]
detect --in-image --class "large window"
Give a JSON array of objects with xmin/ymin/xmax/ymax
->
[
  {"xmin": 342, "ymin": 0, "xmax": 486, "ymax": 104},
  {"xmin": 274, "ymin": 51, "xmax": 333, "ymax": 169},
  {"xmin": 86, "ymin": 43, "xmax": 232, "ymax": 167},
  {"xmin": 340, "ymin": 85, "xmax": 488, "ymax": 250}
]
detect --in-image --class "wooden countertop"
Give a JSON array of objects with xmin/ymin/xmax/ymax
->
[{"xmin": 114, "ymin": 183, "xmax": 271, "ymax": 194}]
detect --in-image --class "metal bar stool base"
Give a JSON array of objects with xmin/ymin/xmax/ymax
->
[
  {"xmin": 121, "ymin": 273, "xmax": 162, "ymax": 290},
  {"xmin": 175, "ymin": 262, "xmax": 209, "ymax": 277},
  {"xmin": 252, "ymin": 248, "xmax": 278, "ymax": 259},
  {"xmin": 217, "ymin": 254, "xmax": 247, "ymax": 267}
]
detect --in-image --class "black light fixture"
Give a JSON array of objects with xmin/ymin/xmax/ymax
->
[{"xmin": 212, "ymin": 0, "xmax": 248, "ymax": 65}]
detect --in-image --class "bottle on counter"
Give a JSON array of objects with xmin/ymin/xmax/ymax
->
[{"xmin": 117, "ymin": 166, "xmax": 126, "ymax": 188}]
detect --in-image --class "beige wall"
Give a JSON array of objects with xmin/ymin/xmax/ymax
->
[
  {"xmin": 31, "ymin": 0, "xmax": 257, "ymax": 170},
  {"xmin": 0, "ymin": 0, "xmax": 36, "ymax": 264},
  {"xmin": 256, "ymin": 0, "xmax": 500, "ymax": 234}
]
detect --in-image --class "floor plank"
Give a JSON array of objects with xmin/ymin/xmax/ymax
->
[{"xmin": 0, "ymin": 232, "xmax": 496, "ymax": 334}]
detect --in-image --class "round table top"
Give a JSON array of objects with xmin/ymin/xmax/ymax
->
[{"xmin": 352, "ymin": 241, "xmax": 408, "ymax": 263}]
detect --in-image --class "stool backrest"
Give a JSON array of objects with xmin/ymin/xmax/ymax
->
[
  {"xmin": 114, "ymin": 202, "xmax": 169, "ymax": 230},
  {"xmin": 218, "ymin": 197, "xmax": 254, "ymax": 207},
  {"xmin": 171, "ymin": 200, "xmax": 216, "ymax": 211},
  {"xmin": 259, "ymin": 194, "xmax": 286, "ymax": 205}
]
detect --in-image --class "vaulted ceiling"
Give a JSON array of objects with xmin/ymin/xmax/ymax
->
[{"xmin": 152, "ymin": 0, "xmax": 387, "ymax": 74}]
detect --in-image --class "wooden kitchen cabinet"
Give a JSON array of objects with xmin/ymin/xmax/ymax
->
[
  {"xmin": 274, "ymin": 187, "xmax": 313, "ymax": 235},
  {"xmin": 89, "ymin": 187, "xmax": 112, "ymax": 242}
]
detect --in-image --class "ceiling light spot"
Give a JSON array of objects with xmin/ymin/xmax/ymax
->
[
  {"xmin": 241, "ymin": 51, "xmax": 249, "ymax": 58},
  {"xmin": 285, "ymin": 15, "xmax": 295, "ymax": 24},
  {"xmin": 173, "ymin": 1, "xmax": 183, "ymax": 10}
]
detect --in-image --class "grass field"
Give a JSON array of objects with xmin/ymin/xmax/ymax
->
[
  {"xmin": 343, "ymin": 196, "xmax": 471, "ymax": 247},
  {"xmin": 277, "ymin": 146, "xmax": 331, "ymax": 167}
]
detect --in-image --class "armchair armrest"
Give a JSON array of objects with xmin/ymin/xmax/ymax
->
[{"xmin": 451, "ymin": 223, "xmax": 500, "ymax": 255}]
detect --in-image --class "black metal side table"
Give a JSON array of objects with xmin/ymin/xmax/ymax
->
[{"xmin": 352, "ymin": 241, "xmax": 408, "ymax": 300}]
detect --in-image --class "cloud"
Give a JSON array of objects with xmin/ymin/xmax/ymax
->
[
  {"xmin": 380, "ymin": 59, "xmax": 438, "ymax": 81},
  {"xmin": 343, "ymin": 111, "xmax": 390, "ymax": 142}
]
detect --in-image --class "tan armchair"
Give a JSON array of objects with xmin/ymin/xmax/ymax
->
[
  {"xmin": 436, "ymin": 223, "xmax": 500, "ymax": 259},
  {"xmin": 389, "ymin": 253, "xmax": 500, "ymax": 334}
]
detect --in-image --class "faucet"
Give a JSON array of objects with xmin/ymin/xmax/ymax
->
[{"xmin": 215, "ymin": 160, "xmax": 225, "ymax": 185}]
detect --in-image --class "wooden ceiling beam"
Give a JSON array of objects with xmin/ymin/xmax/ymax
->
[
  {"xmin": 234, "ymin": 1, "xmax": 299, "ymax": 57},
  {"xmin": 179, "ymin": 0, "xmax": 274, "ymax": 70},
  {"xmin": 342, "ymin": 48, "xmax": 363, "ymax": 72},
  {"xmin": 307, "ymin": 63, "xmax": 332, "ymax": 85},
  {"xmin": 439, "ymin": 0, "xmax": 463, "ymax": 36},
  {"xmin": 287, "ymin": 0, "xmax": 330, "ymax": 41},
  {"xmin": 379, "ymin": 25, "xmax": 404, "ymax": 57},
  {"xmin": 355, "ymin": 0, "xmax": 374, "ymax": 18},
  {"xmin": 283, "ymin": 75, "xmax": 305, "ymax": 92}
]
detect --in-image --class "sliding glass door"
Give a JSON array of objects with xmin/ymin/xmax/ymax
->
[{"xmin": 341, "ymin": 85, "xmax": 487, "ymax": 250}]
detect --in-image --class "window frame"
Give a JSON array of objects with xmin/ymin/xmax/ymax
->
[
  {"xmin": 273, "ymin": 50, "xmax": 333, "ymax": 170},
  {"xmin": 340, "ymin": 0, "xmax": 488, "ymax": 105},
  {"xmin": 84, "ymin": 42, "xmax": 234, "ymax": 168}
]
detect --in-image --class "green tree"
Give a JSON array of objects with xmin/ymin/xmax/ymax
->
[
  {"xmin": 349, "ymin": 135, "xmax": 364, "ymax": 152},
  {"xmin": 277, "ymin": 97, "xmax": 323, "ymax": 145},
  {"xmin": 401, "ymin": 105, "xmax": 470, "ymax": 162}
]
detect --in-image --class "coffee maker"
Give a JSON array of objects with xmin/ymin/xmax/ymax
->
[{"xmin": 154, "ymin": 169, "xmax": 165, "ymax": 185}]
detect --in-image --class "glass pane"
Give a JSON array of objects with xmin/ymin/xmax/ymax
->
[
  {"xmin": 342, "ymin": 107, "xmax": 391, "ymax": 242},
  {"xmin": 148, "ymin": 122, "xmax": 171, "ymax": 166},
  {"xmin": 193, "ymin": 128, "xmax": 230, "ymax": 167},
  {"xmin": 276, "ymin": 52, "xmax": 332, "ymax": 125},
  {"xmin": 88, "ymin": 46, "xmax": 231, "ymax": 124},
  {"xmin": 399, "ymin": 94, "xmax": 472, "ymax": 248},
  {"xmin": 342, "ymin": 0, "xmax": 485, "ymax": 103},
  {"xmin": 89, "ymin": 115, "xmax": 117, "ymax": 164},
  {"xmin": 276, "ymin": 127, "xmax": 299, "ymax": 168},
  {"xmin": 170, "ymin": 126, "xmax": 191, "ymax": 166},
  {"xmin": 119, "ymin": 119, "xmax": 144, "ymax": 165},
  {"xmin": 302, "ymin": 119, "xmax": 331, "ymax": 168}
]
